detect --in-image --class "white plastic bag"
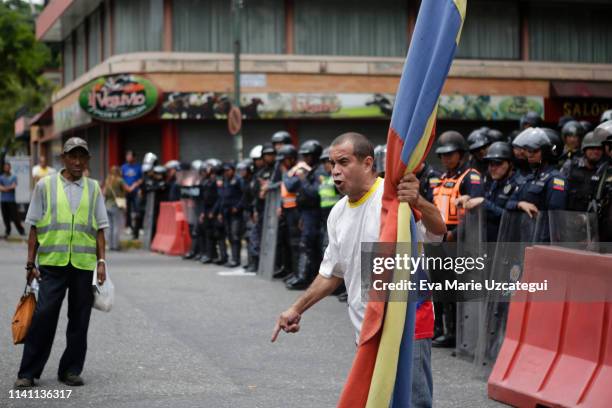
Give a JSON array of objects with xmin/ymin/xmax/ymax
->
[{"xmin": 92, "ymin": 265, "xmax": 114, "ymax": 312}]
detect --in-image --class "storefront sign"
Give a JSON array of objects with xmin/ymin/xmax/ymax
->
[
  {"xmin": 545, "ymin": 98, "xmax": 612, "ymax": 123},
  {"xmin": 160, "ymin": 92, "xmax": 544, "ymax": 121},
  {"xmin": 79, "ymin": 74, "xmax": 159, "ymax": 122}
]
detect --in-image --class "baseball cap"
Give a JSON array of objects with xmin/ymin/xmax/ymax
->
[{"xmin": 63, "ymin": 137, "xmax": 90, "ymax": 155}]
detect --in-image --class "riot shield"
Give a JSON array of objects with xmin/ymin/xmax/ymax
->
[
  {"xmin": 142, "ymin": 191, "xmax": 157, "ymax": 250},
  {"xmin": 258, "ymin": 184, "xmax": 281, "ymax": 279},
  {"xmin": 456, "ymin": 206, "xmax": 487, "ymax": 361},
  {"xmin": 473, "ymin": 210, "xmax": 540, "ymax": 378},
  {"xmin": 548, "ymin": 210, "xmax": 599, "ymax": 251}
]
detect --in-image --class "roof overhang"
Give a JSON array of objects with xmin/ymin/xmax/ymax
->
[{"xmin": 36, "ymin": 0, "xmax": 102, "ymax": 42}]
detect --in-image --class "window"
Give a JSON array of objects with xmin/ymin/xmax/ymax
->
[
  {"xmin": 294, "ymin": 0, "xmax": 408, "ymax": 57},
  {"xmin": 88, "ymin": 8, "xmax": 101, "ymax": 68},
  {"xmin": 63, "ymin": 35, "xmax": 74, "ymax": 84},
  {"xmin": 113, "ymin": 0, "xmax": 163, "ymax": 54},
  {"xmin": 455, "ymin": 0, "xmax": 520, "ymax": 60},
  {"xmin": 75, "ymin": 24, "xmax": 86, "ymax": 78},
  {"xmin": 172, "ymin": 0, "xmax": 284, "ymax": 53},
  {"xmin": 529, "ymin": 3, "xmax": 612, "ymax": 63}
]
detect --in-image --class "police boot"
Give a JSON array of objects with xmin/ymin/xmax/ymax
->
[
  {"xmin": 247, "ymin": 256, "xmax": 259, "ymax": 272},
  {"xmin": 286, "ymin": 249, "xmax": 311, "ymax": 290},
  {"xmin": 183, "ymin": 251, "xmax": 197, "ymax": 260},
  {"xmin": 226, "ymin": 241, "xmax": 241, "ymax": 268},
  {"xmin": 432, "ymin": 302, "xmax": 456, "ymax": 348},
  {"xmin": 214, "ymin": 240, "xmax": 228, "ymax": 265}
]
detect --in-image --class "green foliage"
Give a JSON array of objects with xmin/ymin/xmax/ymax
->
[{"xmin": 0, "ymin": 0, "xmax": 54, "ymax": 150}]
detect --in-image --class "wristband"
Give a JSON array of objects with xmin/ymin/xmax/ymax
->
[
  {"xmin": 97, "ymin": 259, "xmax": 106, "ymax": 264},
  {"xmin": 25, "ymin": 262, "xmax": 35, "ymax": 271}
]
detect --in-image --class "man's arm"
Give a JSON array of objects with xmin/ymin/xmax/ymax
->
[
  {"xmin": 96, "ymin": 229, "xmax": 106, "ymax": 285},
  {"xmin": 271, "ymin": 274, "xmax": 343, "ymax": 342},
  {"xmin": 25, "ymin": 227, "xmax": 40, "ymax": 284}
]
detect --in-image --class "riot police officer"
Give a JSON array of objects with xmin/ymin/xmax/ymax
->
[
  {"xmin": 520, "ymin": 111, "xmax": 542, "ymax": 130},
  {"xmin": 486, "ymin": 128, "xmax": 507, "ymax": 144},
  {"xmin": 560, "ymin": 120, "xmax": 586, "ymax": 165},
  {"xmin": 415, "ymin": 161, "xmax": 441, "ymax": 203},
  {"xmin": 467, "ymin": 128, "xmax": 492, "ymax": 175},
  {"xmin": 250, "ymin": 145, "xmax": 265, "ymax": 173},
  {"xmin": 271, "ymin": 131, "xmax": 292, "ymax": 152},
  {"xmin": 318, "ymin": 147, "xmax": 340, "ymax": 252},
  {"xmin": 285, "ymin": 140, "xmax": 326, "ymax": 290},
  {"xmin": 183, "ymin": 160, "xmax": 206, "ymax": 260},
  {"xmin": 238, "ymin": 159, "xmax": 257, "ymax": 271},
  {"xmin": 201, "ymin": 159, "xmax": 224, "ymax": 264},
  {"xmin": 275, "ymin": 144, "xmax": 300, "ymax": 280},
  {"xmin": 506, "ymin": 128, "xmax": 567, "ymax": 242},
  {"xmin": 466, "ymin": 142, "xmax": 525, "ymax": 242},
  {"xmin": 431, "ymin": 131, "xmax": 483, "ymax": 348},
  {"xmin": 561, "ymin": 131, "xmax": 605, "ymax": 212},
  {"xmin": 590, "ymin": 121, "xmax": 612, "ymax": 245},
  {"xmin": 217, "ymin": 162, "xmax": 244, "ymax": 268}
]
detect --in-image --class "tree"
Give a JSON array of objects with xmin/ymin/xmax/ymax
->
[{"xmin": 0, "ymin": 0, "xmax": 54, "ymax": 152}]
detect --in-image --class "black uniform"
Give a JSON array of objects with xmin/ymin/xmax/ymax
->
[
  {"xmin": 217, "ymin": 175, "xmax": 244, "ymax": 267},
  {"xmin": 201, "ymin": 176, "xmax": 222, "ymax": 263},
  {"xmin": 482, "ymin": 171, "xmax": 525, "ymax": 242},
  {"xmin": 416, "ymin": 162, "xmax": 441, "ymax": 202},
  {"xmin": 561, "ymin": 157, "xmax": 600, "ymax": 212}
]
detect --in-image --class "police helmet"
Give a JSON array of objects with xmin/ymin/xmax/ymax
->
[
  {"xmin": 223, "ymin": 161, "xmax": 236, "ymax": 171},
  {"xmin": 600, "ymin": 109, "xmax": 612, "ymax": 124},
  {"xmin": 190, "ymin": 159, "xmax": 204, "ymax": 172},
  {"xmin": 143, "ymin": 152, "xmax": 158, "ymax": 166},
  {"xmin": 374, "ymin": 145, "xmax": 387, "ymax": 173},
  {"xmin": 321, "ymin": 147, "xmax": 331, "ymax": 161},
  {"xmin": 557, "ymin": 115, "xmax": 575, "ymax": 130},
  {"xmin": 520, "ymin": 111, "xmax": 542, "ymax": 129},
  {"xmin": 261, "ymin": 142, "xmax": 276, "ymax": 155},
  {"xmin": 164, "ymin": 160, "xmax": 181, "ymax": 171},
  {"xmin": 276, "ymin": 144, "xmax": 297, "ymax": 161},
  {"xmin": 581, "ymin": 131, "xmax": 604, "ymax": 151},
  {"xmin": 206, "ymin": 158, "xmax": 223, "ymax": 174},
  {"xmin": 142, "ymin": 163, "xmax": 154, "ymax": 173},
  {"xmin": 541, "ymin": 128, "xmax": 564, "ymax": 161},
  {"xmin": 249, "ymin": 145, "xmax": 263, "ymax": 160},
  {"xmin": 594, "ymin": 120, "xmax": 612, "ymax": 145},
  {"xmin": 580, "ymin": 120, "xmax": 594, "ymax": 133},
  {"xmin": 298, "ymin": 140, "xmax": 323, "ymax": 159},
  {"xmin": 467, "ymin": 129, "xmax": 491, "ymax": 151},
  {"xmin": 237, "ymin": 159, "xmax": 253, "ymax": 173},
  {"xmin": 561, "ymin": 120, "xmax": 586, "ymax": 139},
  {"xmin": 483, "ymin": 142, "xmax": 513, "ymax": 161},
  {"xmin": 518, "ymin": 127, "xmax": 552, "ymax": 151},
  {"xmin": 486, "ymin": 129, "xmax": 506, "ymax": 144},
  {"xmin": 434, "ymin": 131, "xmax": 468, "ymax": 154},
  {"xmin": 153, "ymin": 165, "xmax": 167, "ymax": 174},
  {"xmin": 271, "ymin": 130, "xmax": 292, "ymax": 145}
]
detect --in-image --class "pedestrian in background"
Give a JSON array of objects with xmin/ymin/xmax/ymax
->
[
  {"xmin": 31, "ymin": 155, "xmax": 56, "ymax": 184},
  {"xmin": 121, "ymin": 150, "xmax": 143, "ymax": 239},
  {"xmin": 0, "ymin": 162, "xmax": 25, "ymax": 238},
  {"xmin": 103, "ymin": 165, "xmax": 128, "ymax": 250}
]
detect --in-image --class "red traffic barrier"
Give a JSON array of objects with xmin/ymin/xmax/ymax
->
[
  {"xmin": 151, "ymin": 202, "xmax": 192, "ymax": 256},
  {"xmin": 488, "ymin": 246, "xmax": 612, "ymax": 408}
]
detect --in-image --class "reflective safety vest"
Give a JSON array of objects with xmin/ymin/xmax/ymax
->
[
  {"xmin": 319, "ymin": 175, "xmax": 339, "ymax": 209},
  {"xmin": 36, "ymin": 174, "xmax": 99, "ymax": 270},
  {"xmin": 433, "ymin": 168, "xmax": 473, "ymax": 225},
  {"xmin": 281, "ymin": 181, "xmax": 297, "ymax": 209}
]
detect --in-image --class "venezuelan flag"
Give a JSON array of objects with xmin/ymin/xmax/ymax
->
[{"xmin": 337, "ymin": 1, "xmax": 466, "ymax": 407}]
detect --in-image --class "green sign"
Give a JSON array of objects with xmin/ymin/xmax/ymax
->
[{"xmin": 79, "ymin": 74, "xmax": 159, "ymax": 122}]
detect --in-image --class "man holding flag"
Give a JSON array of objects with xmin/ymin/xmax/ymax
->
[{"xmin": 271, "ymin": 132, "xmax": 446, "ymax": 407}]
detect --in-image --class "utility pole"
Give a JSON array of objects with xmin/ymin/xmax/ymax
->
[{"xmin": 232, "ymin": 0, "xmax": 244, "ymax": 161}]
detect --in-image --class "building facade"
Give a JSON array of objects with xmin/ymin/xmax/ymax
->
[{"xmin": 32, "ymin": 0, "xmax": 612, "ymax": 180}]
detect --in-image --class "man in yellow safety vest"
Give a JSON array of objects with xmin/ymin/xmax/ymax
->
[{"xmin": 14, "ymin": 137, "xmax": 109, "ymax": 388}]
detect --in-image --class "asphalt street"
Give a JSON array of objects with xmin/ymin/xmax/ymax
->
[{"xmin": 0, "ymin": 240, "xmax": 505, "ymax": 408}]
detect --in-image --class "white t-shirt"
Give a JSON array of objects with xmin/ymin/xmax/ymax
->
[{"xmin": 319, "ymin": 177, "xmax": 442, "ymax": 342}]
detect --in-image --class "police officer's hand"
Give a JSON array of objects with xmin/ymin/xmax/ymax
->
[
  {"xmin": 231, "ymin": 207, "xmax": 238, "ymax": 214},
  {"xmin": 26, "ymin": 264, "xmax": 40, "ymax": 285},
  {"xmin": 465, "ymin": 197, "xmax": 484, "ymax": 210},
  {"xmin": 518, "ymin": 201, "xmax": 539, "ymax": 218},
  {"xmin": 271, "ymin": 307, "xmax": 301, "ymax": 342},
  {"xmin": 217, "ymin": 214, "xmax": 224, "ymax": 222},
  {"xmin": 199, "ymin": 213, "xmax": 205, "ymax": 223},
  {"xmin": 397, "ymin": 173, "xmax": 420, "ymax": 206},
  {"xmin": 97, "ymin": 262, "xmax": 106, "ymax": 285}
]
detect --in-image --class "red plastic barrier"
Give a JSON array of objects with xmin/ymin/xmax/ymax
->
[
  {"xmin": 488, "ymin": 246, "xmax": 612, "ymax": 408},
  {"xmin": 151, "ymin": 202, "xmax": 192, "ymax": 256}
]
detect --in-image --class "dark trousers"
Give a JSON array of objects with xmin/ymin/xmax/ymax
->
[
  {"xmin": 1, "ymin": 201, "xmax": 24, "ymax": 236},
  {"xmin": 18, "ymin": 264, "xmax": 94, "ymax": 380},
  {"xmin": 125, "ymin": 191, "xmax": 141, "ymax": 238}
]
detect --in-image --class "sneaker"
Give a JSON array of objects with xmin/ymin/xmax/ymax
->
[
  {"xmin": 14, "ymin": 378, "xmax": 35, "ymax": 388},
  {"xmin": 58, "ymin": 372, "xmax": 84, "ymax": 386}
]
